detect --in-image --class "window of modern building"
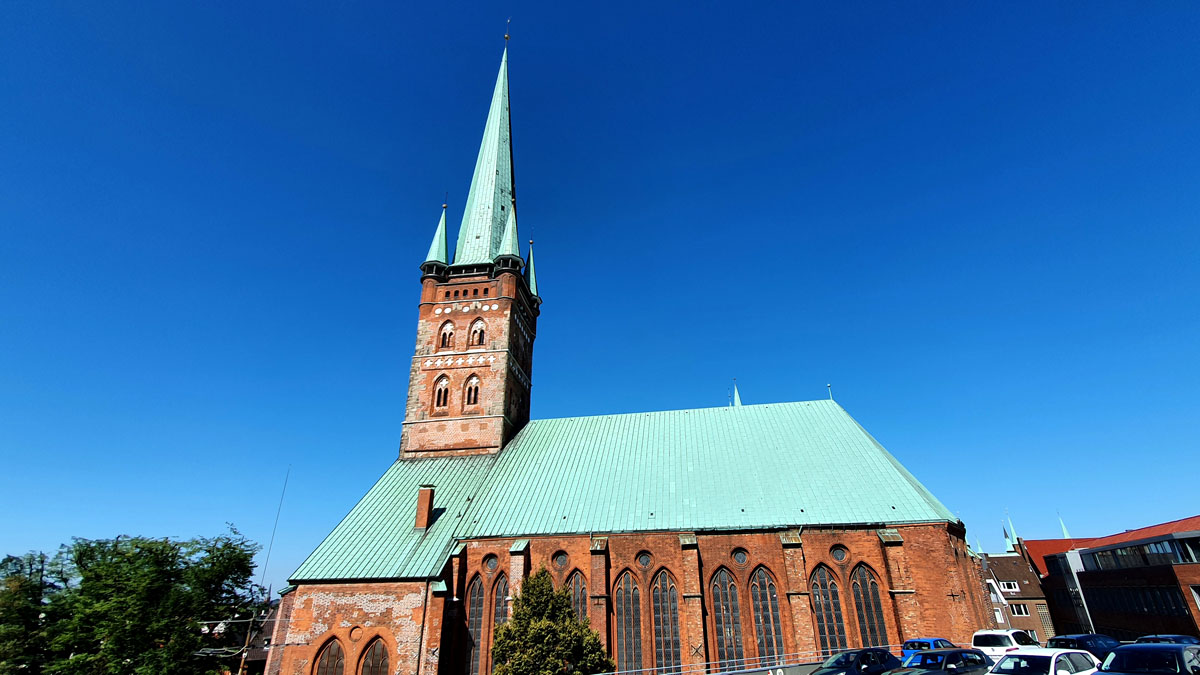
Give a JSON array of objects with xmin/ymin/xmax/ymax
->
[
  {"xmin": 651, "ymin": 571, "xmax": 682, "ymax": 674},
  {"xmin": 494, "ymin": 575, "xmax": 509, "ymax": 635},
  {"xmin": 567, "ymin": 570, "xmax": 587, "ymax": 620},
  {"xmin": 711, "ymin": 568, "xmax": 745, "ymax": 670},
  {"xmin": 851, "ymin": 565, "xmax": 888, "ymax": 647},
  {"xmin": 750, "ymin": 567, "xmax": 785, "ymax": 665},
  {"xmin": 467, "ymin": 575, "xmax": 484, "ymax": 675},
  {"xmin": 314, "ymin": 640, "xmax": 344, "ymax": 675},
  {"xmin": 999, "ymin": 580, "xmax": 1020, "ymax": 592},
  {"xmin": 360, "ymin": 638, "xmax": 388, "ymax": 675},
  {"xmin": 1011, "ymin": 603, "xmax": 1030, "ymax": 617},
  {"xmin": 811, "ymin": 566, "xmax": 847, "ymax": 656},
  {"xmin": 614, "ymin": 571, "xmax": 642, "ymax": 672}
]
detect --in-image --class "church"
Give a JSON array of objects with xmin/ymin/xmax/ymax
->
[{"xmin": 266, "ymin": 48, "xmax": 991, "ymax": 675}]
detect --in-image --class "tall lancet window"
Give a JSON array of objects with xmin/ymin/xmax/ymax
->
[
  {"xmin": 651, "ymin": 570, "xmax": 682, "ymax": 674},
  {"xmin": 851, "ymin": 565, "xmax": 888, "ymax": 647},
  {"xmin": 360, "ymin": 638, "xmax": 388, "ymax": 675},
  {"xmin": 711, "ymin": 568, "xmax": 745, "ymax": 671},
  {"xmin": 313, "ymin": 640, "xmax": 344, "ymax": 675},
  {"xmin": 466, "ymin": 575, "xmax": 484, "ymax": 675},
  {"xmin": 750, "ymin": 567, "xmax": 785, "ymax": 665},
  {"xmin": 493, "ymin": 574, "xmax": 509, "ymax": 634},
  {"xmin": 567, "ymin": 571, "xmax": 587, "ymax": 620},
  {"xmin": 470, "ymin": 320, "xmax": 486, "ymax": 347},
  {"xmin": 614, "ymin": 571, "xmax": 642, "ymax": 672},
  {"xmin": 811, "ymin": 566, "xmax": 847, "ymax": 655}
]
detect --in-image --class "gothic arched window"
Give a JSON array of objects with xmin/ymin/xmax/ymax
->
[
  {"xmin": 466, "ymin": 575, "xmax": 484, "ymax": 675},
  {"xmin": 438, "ymin": 321, "xmax": 454, "ymax": 350},
  {"xmin": 493, "ymin": 575, "xmax": 509, "ymax": 633},
  {"xmin": 811, "ymin": 566, "xmax": 847, "ymax": 656},
  {"xmin": 711, "ymin": 568, "xmax": 745, "ymax": 671},
  {"xmin": 567, "ymin": 570, "xmax": 587, "ymax": 620},
  {"xmin": 464, "ymin": 376, "xmax": 480, "ymax": 407},
  {"xmin": 652, "ymin": 571, "xmax": 682, "ymax": 674},
  {"xmin": 470, "ymin": 320, "xmax": 486, "ymax": 347},
  {"xmin": 750, "ymin": 567, "xmax": 785, "ymax": 665},
  {"xmin": 314, "ymin": 639, "xmax": 344, "ymax": 675},
  {"xmin": 614, "ymin": 571, "xmax": 642, "ymax": 672},
  {"xmin": 851, "ymin": 565, "xmax": 888, "ymax": 647},
  {"xmin": 359, "ymin": 638, "xmax": 388, "ymax": 675},
  {"xmin": 434, "ymin": 377, "xmax": 449, "ymax": 409}
]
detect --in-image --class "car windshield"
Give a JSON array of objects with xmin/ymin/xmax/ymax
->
[
  {"xmin": 824, "ymin": 653, "xmax": 857, "ymax": 668},
  {"xmin": 993, "ymin": 654, "xmax": 1052, "ymax": 675},
  {"xmin": 903, "ymin": 653, "xmax": 947, "ymax": 670},
  {"xmin": 1013, "ymin": 632, "xmax": 1039, "ymax": 646},
  {"xmin": 1101, "ymin": 650, "xmax": 1180, "ymax": 673},
  {"xmin": 976, "ymin": 635, "xmax": 1012, "ymax": 647}
]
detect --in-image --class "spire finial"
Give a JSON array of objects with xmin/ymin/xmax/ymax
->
[
  {"xmin": 827, "ymin": 383, "xmax": 833, "ymax": 400},
  {"xmin": 505, "ymin": 17, "xmax": 511, "ymax": 42}
]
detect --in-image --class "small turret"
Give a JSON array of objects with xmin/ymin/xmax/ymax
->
[{"xmin": 420, "ymin": 205, "xmax": 450, "ymax": 280}]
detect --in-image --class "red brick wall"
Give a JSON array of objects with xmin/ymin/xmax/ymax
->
[{"xmin": 399, "ymin": 270, "xmax": 539, "ymax": 458}]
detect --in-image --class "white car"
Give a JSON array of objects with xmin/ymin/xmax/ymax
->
[
  {"xmin": 973, "ymin": 630, "xmax": 1041, "ymax": 660},
  {"xmin": 989, "ymin": 648, "xmax": 1101, "ymax": 675}
]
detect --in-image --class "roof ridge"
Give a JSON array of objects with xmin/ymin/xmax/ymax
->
[{"xmin": 524, "ymin": 398, "xmax": 839, "ymax": 424}]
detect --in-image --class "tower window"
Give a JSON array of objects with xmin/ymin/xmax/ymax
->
[
  {"xmin": 465, "ymin": 376, "xmax": 480, "ymax": 406},
  {"xmin": 470, "ymin": 320, "xmax": 486, "ymax": 347},
  {"xmin": 483, "ymin": 288, "xmax": 489, "ymax": 297},
  {"xmin": 445, "ymin": 291, "xmax": 450, "ymax": 299},
  {"xmin": 473, "ymin": 288, "xmax": 479, "ymax": 297},
  {"xmin": 454, "ymin": 290, "xmax": 460, "ymax": 298},
  {"xmin": 434, "ymin": 377, "xmax": 449, "ymax": 409},
  {"xmin": 439, "ymin": 322, "xmax": 454, "ymax": 350}
]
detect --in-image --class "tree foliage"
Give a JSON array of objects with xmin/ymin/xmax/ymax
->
[
  {"xmin": 0, "ymin": 529, "xmax": 262, "ymax": 675},
  {"xmin": 491, "ymin": 568, "xmax": 614, "ymax": 675}
]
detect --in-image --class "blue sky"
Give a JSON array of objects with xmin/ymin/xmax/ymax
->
[{"xmin": 2, "ymin": 2, "xmax": 1198, "ymax": 593}]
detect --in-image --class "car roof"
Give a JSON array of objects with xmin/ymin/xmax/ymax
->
[
  {"xmin": 908, "ymin": 638, "xmax": 954, "ymax": 641},
  {"xmin": 1117, "ymin": 643, "xmax": 1191, "ymax": 651},
  {"xmin": 1001, "ymin": 648, "xmax": 1093, "ymax": 657},
  {"xmin": 975, "ymin": 630, "xmax": 1024, "ymax": 635},
  {"xmin": 916, "ymin": 649, "xmax": 977, "ymax": 654},
  {"xmin": 1051, "ymin": 634, "xmax": 1104, "ymax": 640}
]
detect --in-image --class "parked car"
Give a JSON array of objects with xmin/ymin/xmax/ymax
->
[
  {"xmin": 813, "ymin": 648, "xmax": 904, "ymax": 675},
  {"xmin": 1047, "ymin": 635, "xmax": 1122, "ymax": 661},
  {"xmin": 1136, "ymin": 636, "xmax": 1200, "ymax": 646},
  {"xmin": 1098, "ymin": 643, "xmax": 1200, "ymax": 675},
  {"xmin": 973, "ymin": 630, "xmax": 1041, "ymax": 660},
  {"xmin": 904, "ymin": 640, "xmax": 960, "ymax": 659},
  {"xmin": 892, "ymin": 648, "xmax": 993, "ymax": 675},
  {"xmin": 989, "ymin": 648, "xmax": 1099, "ymax": 675}
]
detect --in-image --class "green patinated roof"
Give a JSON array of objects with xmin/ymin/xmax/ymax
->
[
  {"xmin": 525, "ymin": 243, "xmax": 538, "ymax": 296},
  {"xmin": 495, "ymin": 205, "xmax": 520, "ymax": 260},
  {"xmin": 424, "ymin": 207, "xmax": 449, "ymax": 265},
  {"xmin": 290, "ymin": 400, "xmax": 955, "ymax": 582},
  {"xmin": 454, "ymin": 48, "xmax": 514, "ymax": 266}
]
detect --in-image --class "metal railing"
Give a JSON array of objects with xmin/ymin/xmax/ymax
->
[{"xmin": 604, "ymin": 643, "xmax": 909, "ymax": 675}]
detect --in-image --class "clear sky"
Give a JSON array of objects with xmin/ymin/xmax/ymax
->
[{"xmin": 3, "ymin": 2, "xmax": 1198, "ymax": 593}]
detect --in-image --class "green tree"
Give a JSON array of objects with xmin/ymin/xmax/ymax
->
[
  {"xmin": 0, "ymin": 529, "xmax": 262, "ymax": 675},
  {"xmin": 491, "ymin": 569, "xmax": 614, "ymax": 675}
]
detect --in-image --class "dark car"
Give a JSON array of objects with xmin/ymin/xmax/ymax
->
[
  {"xmin": 1098, "ymin": 643, "xmax": 1200, "ymax": 675},
  {"xmin": 903, "ymin": 640, "xmax": 959, "ymax": 659},
  {"xmin": 1048, "ymin": 635, "xmax": 1122, "ymax": 660},
  {"xmin": 1137, "ymin": 636, "xmax": 1200, "ymax": 646},
  {"xmin": 891, "ymin": 648, "xmax": 993, "ymax": 675},
  {"xmin": 812, "ymin": 648, "xmax": 903, "ymax": 675}
]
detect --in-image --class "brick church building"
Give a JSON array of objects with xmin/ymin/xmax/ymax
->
[{"xmin": 266, "ymin": 48, "xmax": 991, "ymax": 675}]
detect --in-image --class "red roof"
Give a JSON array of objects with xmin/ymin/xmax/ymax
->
[
  {"xmin": 1021, "ymin": 538, "xmax": 1097, "ymax": 577},
  {"xmin": 1083, "ymin": 514, "xmax": 1200, "ymax": 549}
]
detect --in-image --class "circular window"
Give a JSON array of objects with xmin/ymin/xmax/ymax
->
[
  {"xmin": 830, "ymin": 546, "xmax": 848, "ymax": 562},
  {"xmin": 635, "ymin": 551, "xmax": 652, "ymax": 569},
  {"xmin": 552, "ymin": 551, "xmax": 568, "ymax": 569},
  {"xmin": 732, "ymin": 548, "xmax": 749, "ymax": 565},
  {"xmin": 484, "ymin": 554, "xmax": 499, "ymax": 572}
]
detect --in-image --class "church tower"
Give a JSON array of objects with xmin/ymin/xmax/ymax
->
[{"xmin": 400, "ymin": 48, "xmax": 541, "ymax": 458}]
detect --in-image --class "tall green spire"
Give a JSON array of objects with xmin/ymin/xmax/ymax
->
[
  {"xmin": 454, "ymin": 48, "xmax": 515, "ymax": 265},
  {"xmin": 495, "ymin": 201, "xmax": 520, "ymax": 260},
  {"xmin": 525, "ymin": 241, "xmax": 538, "ymax": 297},
  {"xmin": 424, "ymin": 205, "xmax": 449, "ymax": 265}
]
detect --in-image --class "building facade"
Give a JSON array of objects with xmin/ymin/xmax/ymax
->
[
  {"xmin": 265, "ymin": 49, "xmax": 991, "ymax": 675},
  {"xmin": 1029, "ymin": 516, "xmax": 1200, "ymax": 641},
  {"xmin": 981, "ymin": 553, "xmax": 1056, "ymax": 642}
]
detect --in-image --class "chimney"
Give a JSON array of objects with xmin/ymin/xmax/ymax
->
[{"xmin": 415, "ymin": 485, "xmax": 435, "ymax": 529}]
